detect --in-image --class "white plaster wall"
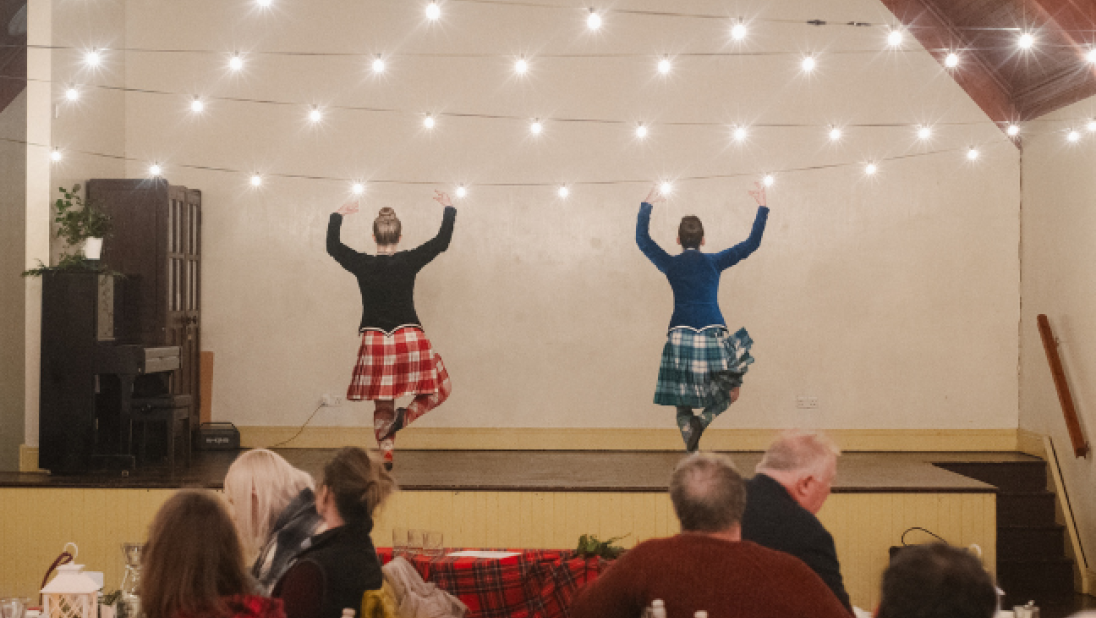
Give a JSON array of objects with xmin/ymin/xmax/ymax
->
[
  {"xmin": 1019, "ymin": 94, "xmax": 1096, "ymax": 556},
  {"xmin": 105, "ymin": 0, "xmax": 1021, "ymax": 431},
  {"xmin": 1, "ymin": 90, "xmax": 27, "ymax": 470}
]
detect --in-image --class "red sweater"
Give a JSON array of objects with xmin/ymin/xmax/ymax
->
[{"xmin": 569, "ymin": 534, "xmax": 851, "ymax": 618}]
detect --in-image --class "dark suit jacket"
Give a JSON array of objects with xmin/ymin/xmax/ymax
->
[{"xmin": 741, "ymin": 473, "xmax": 852, "ymax": 613}]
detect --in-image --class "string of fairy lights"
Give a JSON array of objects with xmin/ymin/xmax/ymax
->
[{"xmin": 22, "ymin": 0, "xmax": 1096, "ymax": 198}]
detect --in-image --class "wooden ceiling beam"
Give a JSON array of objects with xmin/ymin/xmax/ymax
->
[{"xmin": 879, "ymin": 0, "xmax": 1021, "ymax": 125}]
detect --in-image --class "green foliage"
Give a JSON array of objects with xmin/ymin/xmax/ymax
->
[
  {"xmin": 99, "ymin": 590, "xmax": 123, "ymax": 606},
  {"xmin": 575, "ymin": 533, "xmax": 628, "ymax": 559},
  {"xmin": 22, "ymin": 184, "xmax": 116, "ymax": 277}
]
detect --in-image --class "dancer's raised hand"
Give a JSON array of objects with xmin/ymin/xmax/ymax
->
[
  {"xmin": 644, "ymin": 184, "xmax": 666, "ymax": 205},
  {"xmin": 433, "ymin": 190, "xmax": 453, "ymax": 207},
  {"xmin": 748, "ymin": 181, "xmax": 767, "ymax": 207},
  {"xmin": 336, "ymin": 198, "xmax": 360, "ymax": 216}
]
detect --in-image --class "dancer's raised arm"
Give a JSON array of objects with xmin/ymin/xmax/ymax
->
[
  {"xmin": 327, "ymin": 198, "xmax": 364, "ymax": 271},
  {"xmin": 712, "ymin": 182, "xmax": 770, "ymax": 271},
  {"xmin": 405, "ymin": 190, "xmax": 458, "ymax": 269},
  {"xmin": 636, "ymin": 185, "xmax": 672, "ymax": 273}
]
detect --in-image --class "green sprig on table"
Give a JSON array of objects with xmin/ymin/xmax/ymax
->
[{"xmin": 575, "ymin": 534, "xmax": 627, "ymax": 559}]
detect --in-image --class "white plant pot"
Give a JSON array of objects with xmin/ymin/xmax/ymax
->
[{"xmin": 84, "ymin": 237, "xmax": 104, "ymax": 260}]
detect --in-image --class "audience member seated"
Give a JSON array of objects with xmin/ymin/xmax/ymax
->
[
  {"xmin": 877, "ymin": 543, "xmax": 996, "ymax": 618},
  {"xmin": 742, "ymin": 429, "xmax": 851, "ymax": 613},
  {"xmin": 140, "ymin": 490, "xmax": 286, "ymax": 618},
  {"xmin": 569, "ymin": 452, "xmax": 851, "ymax": 618},
  {"xmin": 225, "ymin": 449, "xmax": 324, "ymax": 593},
  {"xmin": 273, "ymin": 447, "xmax": 397, "ymax": 618}
]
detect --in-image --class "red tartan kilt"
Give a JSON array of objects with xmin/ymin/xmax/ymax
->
[{"xmin": 347, "ymin": 327, "xmax": 446, "ymax": 401}]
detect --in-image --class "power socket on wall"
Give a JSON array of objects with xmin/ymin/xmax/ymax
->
[
  {"xmin": 796, "ymin": 396, "xmax": 819, "ymax": 410},
  {"xmin": 321, "ymin": 393, "xmax": 342, "ymax": 407}
]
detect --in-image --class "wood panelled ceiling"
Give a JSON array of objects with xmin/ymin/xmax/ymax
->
[{"xmin": 880, "ymin": 0, "xmax": 1096, "ymax": 122}]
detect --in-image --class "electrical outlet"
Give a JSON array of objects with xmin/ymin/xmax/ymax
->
[
  {"xmin": 321, "ymin": 394, "xmax": 342, "ymax": 407},
  {"xmin": 796, "ymin": 396, "xmax": 819, "ymax": 410}
]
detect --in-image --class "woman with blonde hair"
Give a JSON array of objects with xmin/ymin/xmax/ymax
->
[
  {"xmin": 224, "ymin": 449, "xmax": 323, "ymax": 592},
  {"xmin": 273, "ymin": 447, "xmax": 397, "ymax": 618},
  {"xmin": 327, "ymin": 191, "xmax": 457, "ymax": 469},
  {"xmin": 140, "ymin": 489, "xmax": 285, "ymax": 618}
]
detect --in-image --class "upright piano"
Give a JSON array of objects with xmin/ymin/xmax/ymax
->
[{"xmin": 39, "ymin": 270, "xmax": 180, "ymax": 473}]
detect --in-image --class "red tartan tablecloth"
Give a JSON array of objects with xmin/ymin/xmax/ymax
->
[{"xmin": 377, "ymin": 548, "xmax": 605, "ymax": 618}]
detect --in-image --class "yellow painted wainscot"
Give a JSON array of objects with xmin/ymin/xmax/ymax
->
[{"xmin": 0, "ymin": 486, "xmax": 994, "ymax": 611}]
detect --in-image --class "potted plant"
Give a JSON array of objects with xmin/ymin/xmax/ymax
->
[{"xmin": 23, "ymin": 184, "xmax": 114, "ymax": 277}]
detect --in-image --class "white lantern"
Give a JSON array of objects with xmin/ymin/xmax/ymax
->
[{"xmin": 42, "ymin": 561, "xmax": 100, "ymax": 618}]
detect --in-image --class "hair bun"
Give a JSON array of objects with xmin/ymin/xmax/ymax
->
[{"xmin": 377, "ymin": 207, "xmax": 397, "ymax": 220}]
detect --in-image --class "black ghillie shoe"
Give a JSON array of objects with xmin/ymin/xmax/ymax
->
[
  {"xmin": 379, "ymin": 407, "xmax": 407, "ymax": 442},
  {"xmin": 686, "ymin": 416, "xmax": 704, "ymax": 452}
]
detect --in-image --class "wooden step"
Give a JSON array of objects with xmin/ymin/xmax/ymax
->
[
  {"xmin": 934, "ymin": 461, "xmax": 1048, "ymax": 493},
  {"xmin": 998, "ymin": 558, "xmax": 1075, "ymax": 602},
  {"xmin": 999, "ymin": 525, "xmax": 1067, "ymax": 560},
  {"xmin": 997, "ymin": 491, "xmax": 1058, "ymax": 527}
]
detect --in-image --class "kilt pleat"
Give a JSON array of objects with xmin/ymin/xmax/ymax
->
[
  {"xmin": 654, "ymin": 327, "xmax": 754, "ymax": 407},
  {"xmin": 347, "ymin": 327, "xmax": 446, "ymax": 401}
]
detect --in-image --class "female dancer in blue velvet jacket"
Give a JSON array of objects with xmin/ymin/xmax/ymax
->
[{"xmin": 636, "ymin": 182, "xmax": 769, "ymax": 451}]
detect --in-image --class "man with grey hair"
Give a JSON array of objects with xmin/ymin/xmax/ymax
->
[
  {"xmin": 742, "ymin": 430, "xmax": 851, "ymax": 613},
  {"xmin": 570, "ymin": 453, "xmax": 851, "ymax": 618}
]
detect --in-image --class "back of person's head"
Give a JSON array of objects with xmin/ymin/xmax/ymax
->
[
  {"xmin": 678, "ymin": 216, "xmax": 704, "ymax": 250},
  {"xmin": 373, "ymin": 207, "xmax": 401, "ymax": 245},
  {"xmin": 141, "ymin": 490, "xmax": 250, "ymax": 618},
  {"xmin": 756, "ymin": 429, "xmax": 840, "ymax": 480},
  {"xmin": 669, "ymin": 452, "xmax": 747, "ymax": 533},
  {"xmin": 322, "ymin": 446, "xmax": 397, "ymax": 523},
  {"xmin": 877, "ymin": 543, "xmax": 996, "ymax": 618},
  {"xmin": 223, "ymin": 448, "xmax": 314, "ymax": 559}
]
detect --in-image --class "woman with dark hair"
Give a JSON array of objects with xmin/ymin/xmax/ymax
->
[
  {"xmin": 636, "ymin": 182, "xmax": 769, "ymax": 452},
  {"xmin": 273, "ymin": 447, "xmax": 397, "ymax": 618},
  {"xmin": 327, "ymin": 191, "xmax": 457, "ymax": 469},
  {"xmin": 140, "ymin": 490, "xmax": 285, "ymax": 618}
]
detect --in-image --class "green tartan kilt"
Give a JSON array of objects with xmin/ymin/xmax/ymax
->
[{"xmin": 654, "ymin": 327, "xmax": 754, "ymax": 408}]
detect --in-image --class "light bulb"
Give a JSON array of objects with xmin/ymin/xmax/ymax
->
[
  {"xmin": 149, "ymin": 164, "xmax": 162, "ymax": 177},
  {"xmin": 635, "ymin": 124, "xmax": 648, "ymax": 139},
  {"xmin": 309, "ymin": 107, "xmax": 323, "ymax": 123},
  {"xmin": 967, "ymin": 147, "xmax": 980, "ymax": 160},
  {"xmin": 917, "ymin": 126, "xmax": 932, "ymax": 140},
  {"xmin": 865, "ymin": 163, "xmax": 878, "ymax": 175},
  {"xmin": 257, "ymin": 0, "xmax": 271, "ymax": 6},
  {"xmin": 190, "ymin": 98, "xmax": 205, "ymax": 113},
  {"xmin": 514, "ymin": 58, "xmax": 529, "ymax": 74},
  {"xmin": 659, "ymin": 182, "xmax": 673, "ymax": 195},
  {"xmin": 455, "ymin": 185, "xmax": 467, "ymax": 198},
  {"xmin": 352, "ymin": 183, "xmax": 365, "ymax": 195},
  {"xmin": 50, "ymin": 149, "xmax": 62, "ymax": 162},
  {"xmin": 828, "ymin": 126, "xmax": 842, "ymax": 141},
  {"xmin": 558, "ymin": 186, "xmax": 569, "ymax": 198},
  {"xmin": 801, "ymin": 55, "xmax": 816, "ymax": 72},
  {"xmin": 372, "ymin": 57, "xmax": 386, "ymax": 73},
  {"xmin": 530, "ymin": 120, "xmax": 543, "ymax": 135},
  {"xmin": 763, "ymin": 174, "xmax": 774, "ymax": 187},
  {"xmin": 1087, "ymin": 119, "xmax": 1096, "ymax": 133},
  {"xmin": 85, "ymin": 50, "xmax": 101, "ymax": 67},
  {"xmin": 657, "ymin": 58, "xmax": 671, "ymax": 74},
  {"xmin": 426, "ymin": 2, "xmax": 441, "ymax": 20},
  {"xmin": 945, "ymin": 52, "xmax": 959, "ymax": 68},
  {"xmin": 731, "ymin": 21, "xmax": 747, "ymax": 41},
  {"xmin": 65, "ymin": 87, "xmax": 79, "ymax": 101},
  {"xmin": 587, "ymin": 10, "xmax": 601, "ymax": 30},
  {"xmin": 887, "ymin": 29, "xmax": 904, "ymax": 47},
  {"xmin": 1018, "ymin": 32, "xmax": 1035, "ymax": 50},
  {"xmin": 732, "ymin": 126, "xmax": 748, "ymax": 142},
  {"xmin": 250, "ymin": 174, "xmax": 263, "ymax": 187},
  {"xmin": 229, "ymin": 54, "xmax": 244, "ymax": 71},
  {"xmin": 1067, "ymin": 129, "xmax": 1081, "ymax": 143},
  {"xmin": 1088, "ymin": 48, "xmax": 1096, "ymax": 64},
  {"xmin": 423, "ymin": 115, "xmax": 436, "ymax": 129},
  {"xmin": 1006, "ymin": 124, "xmax": 1020, "ymax": 137}
]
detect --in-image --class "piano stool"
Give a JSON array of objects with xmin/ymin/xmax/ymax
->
[{"xmin": 131, "ymin": 394, "xmax": 193, "ymax": 471}]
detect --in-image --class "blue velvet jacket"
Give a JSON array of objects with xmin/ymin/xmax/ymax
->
[{"xmin": 636, "ymin": 202, "xmax": 769, "ymax": 331}]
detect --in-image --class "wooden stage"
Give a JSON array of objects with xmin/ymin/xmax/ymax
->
[{"xmin": 0, "ymin": 449, "xmax": 1041, "ymax": 610}]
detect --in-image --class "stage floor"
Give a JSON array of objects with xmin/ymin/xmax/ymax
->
[{"xmin": 0, "ymin": 449, "xmax": 1040, "ymax": 492}]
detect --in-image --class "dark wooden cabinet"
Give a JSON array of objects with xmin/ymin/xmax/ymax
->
[{"xmin": 87, "ymin": 179, "xmax": 202, "ymax": 430}]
